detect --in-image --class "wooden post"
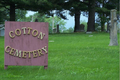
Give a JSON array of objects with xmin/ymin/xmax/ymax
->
[{"xmin": 109, "ymin": 9, "xmax": 118, "ymax": 46}]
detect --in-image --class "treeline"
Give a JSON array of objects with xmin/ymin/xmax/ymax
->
[{"xmin": 0, "ymin": 0, "xmax": 119, "ymax": 32}]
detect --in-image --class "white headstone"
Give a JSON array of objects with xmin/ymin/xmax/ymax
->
[{"xmin": 109, "ymin": 9, "xmax": 118, "ymax": 46}]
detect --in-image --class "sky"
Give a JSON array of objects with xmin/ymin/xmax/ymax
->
[{"xmin": 26, "ymin": 11, "xmax": 88, "ymax": 29}]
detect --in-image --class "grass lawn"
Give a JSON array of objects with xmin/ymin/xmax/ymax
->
[{"xmin": 0, "ymin": 33, "xmax": 119, "ymax": 80}]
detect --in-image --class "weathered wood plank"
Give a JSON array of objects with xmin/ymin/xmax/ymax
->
[{"xmin": 4, "ymin": 21, "xmax": 48, "ymax": 69}]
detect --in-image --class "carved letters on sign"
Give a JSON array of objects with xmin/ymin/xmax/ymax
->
[
  {"xmin": 5, "ymin": 27, "xmax": 48, "ymax": 59},
  {"xmin": 5, "ymin": 46, "xmax": 47, "ymax": 59},
  {"xmin": 4, "ymin": 22, "xmax": 48, "ymax": 69},
  {"xmin": 9, "ymin": 27, "xmax": 45, "ymax": 39}
]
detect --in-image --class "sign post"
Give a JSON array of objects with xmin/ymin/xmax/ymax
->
[{"xmin": 4, "ymin": 21, "xmax": 48, "ymax": 69}]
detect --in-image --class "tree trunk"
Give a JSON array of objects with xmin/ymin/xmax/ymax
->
[
  {"xmin": 87, "ymin": 0, "xmax": 95, "ymax": 32},
  {"xmin": 10, "ymin": 4, "xmax": 15, "ymax": 21},
  {"xmin": 101, "ymin": 13, "xmax": 105, "ymax": 32},
  {"xmin": 101, "ymin": 24, "xmax": 105, "ymax": 31},
  {"xmin": 74, "ymin": 11, "xmax": 81, "ymax": 32},
  {"xmin": 101, "ymin": 0, "xmax": 105, "ymax": 32},
  {"xmin": 107, "ymin": 21, "xmax": 109, "ymax": 32}
]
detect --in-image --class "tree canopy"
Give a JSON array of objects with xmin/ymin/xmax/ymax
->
[{"xmin": 0, "ymin": 0, "xmax": 119, "ymax": 32}]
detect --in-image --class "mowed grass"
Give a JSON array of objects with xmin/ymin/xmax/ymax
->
[{"xmin": 0, "ymin": 33, "xmax": 119, "ymax": 80}]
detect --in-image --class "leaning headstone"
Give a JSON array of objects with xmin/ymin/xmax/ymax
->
[{"xmin": 109, "ymin": 9, "xmax": 118, "ymax": 46}]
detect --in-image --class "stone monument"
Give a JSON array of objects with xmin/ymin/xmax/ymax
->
[{"xmin": 109, "ymin": 9, "xmax": 118, "ymax": 46}]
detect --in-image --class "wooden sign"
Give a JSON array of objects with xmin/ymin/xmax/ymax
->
[{"xmin": 4, "ymin": 21, "xmax": 48, "ymax": 69}]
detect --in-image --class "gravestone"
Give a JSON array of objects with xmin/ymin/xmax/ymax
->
[
  {"xmin": 74, "ymin": 24, "xmax": 85, "ymax": 32},
  {"xmin": 53, "ymin": 28, "xmax": 56, "ymax": 33},
  {"xmin": 109, "ymin": 9, "xmax": 118, "ymax": 46},
  {"xmin": 4, "ymin": 21, "xmax": 48, "ymax": 69},
  {"xmin": 79, "ymin": 24, "xmax": 85, "ymax": 32}
]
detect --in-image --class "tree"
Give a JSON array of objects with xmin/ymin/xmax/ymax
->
[
  {"xmin": 32, "ymin": 13, "xmax": 46, "ymax": 22},
  {"xmin": 68, "ymin": 27, "xmax": 74, "ymax": 33},
  {"xmin": 68, "ymin": 0, "xmax": 81, "ymax": 32},
  {"xmin": 18, "ymin": 12, "xmax": 46, "ymax": 22},
  {"xmin": 16, "ymin": 9, "xmax": 27, "ymax": 21},
  {"xmin": 64, "ymin": 0, "xmax": 87, "ymax": 32},
  {"xmin": 0, "ymin": 6, "xmax": 27, "ymax": 22},
  {"xmin": 0, "ymin": 0, "xmax": 17, "ymax": 21},
  {"xmin": 45, "ymin": 16, "xmax": 66, "ymax": 33},
  {"xmin": 95, "ymin": 0, "xmax": 119, "ymax": 31},
  {"xmin": 1, "ymin": 0, "xmax": 118, "ymax": 33},
  {"xmin": 0, "ymin": 0, "xmax": 85, "ymax": 32},
  {"xmin": 87, "ymin": 0, "xmax": 96, "ymax": 31},
  {"xmin": 0, "ymin": 0, "xmax": 45, "ymax": 21},
  {"xmin": 68, "ymin": 0, "xmax": 96, "ymax": 32},
  {"xmin": 0, "ymin": 7, "xmax": 9, "ymax": 23},
  {"xmin": 0, "ymin": 0, "xmax": 25, "ymax": 21}
]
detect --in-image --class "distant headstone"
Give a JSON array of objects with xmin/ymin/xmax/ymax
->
[
  {"xmin": 53, "ymin": 28, "xmax": 56, "ymax": 33},
  {"xmin": 79, "ymin": 24, "xmax": 85, "ymax": 32},
  {"xmin": 35, "ymin": 19, "xmax": 38, "ymax": 22},
  {"xmin": 109, "ymin": 9, "xmax": 118, "ymax": 46},
  {"xmin": 74, "ymin": 24, "xmax": 85, "ymax": 32}
]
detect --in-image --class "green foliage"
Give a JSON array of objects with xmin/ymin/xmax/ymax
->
[
  {"xmin": 24, "ymin": 15, "xmax": 32, "ymax": 22},
  {"xmin": 0, "ymin": 4, "xmax": 27, "ymax": 22},
  {"xmin": 62, "ymin": 27, "xmax": 74, "ymax": 33},
  {"xmin": 0, "ymin": 33, "xmax": 119, "ymax": 80},
  {"xmin": 16, "ymin": 9, "xmax": 27, "ymax": 21},
  {"xmin": 67, "ymin": 27, "xmax": 74, "ymax": 33},
  {"xmin": 0, "ymin": 0, "xmax": 119, "ymax": 32},
  {"xmin": 45, "ymin": 16, "xmax": 66, "ymax": 33},
  {"xmin": 0, "ymin": 7, "xmax": 9, "ymax": 23},
  {"xmin": 96, "ymin": 13, "xmax": 109, "ymax": 31},
  {"xmin": 95, "ymin": 0, "xmax": 119, "ymax": 31},
  {"xmin": 95, "ymin": 23, "xmax": 101, "ymax": 31},
  {"xmin": 97, "ymin": 13, "xmax": 109, "ymax": 25},
  {"xmin": 32, "ymin": 13, "xmax": 46, "ymax": 22},
  {"xmin": 18, "ymin": 12, "xmax": 46, "ymax": 22},
  {"xmin": 16, "ymin": 12, "xmax": 66, "ymax": 33}
]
